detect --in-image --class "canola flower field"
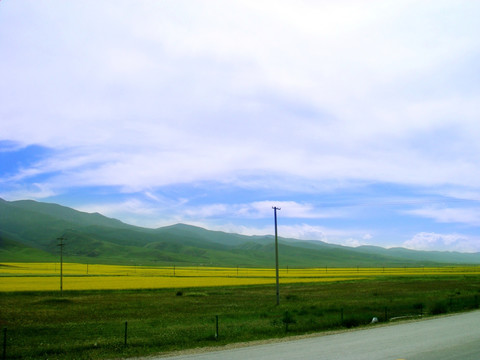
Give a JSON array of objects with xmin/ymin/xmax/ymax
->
[{"xmin": 1, "ymin": 262, "xmax": 480, "ymax": 292}]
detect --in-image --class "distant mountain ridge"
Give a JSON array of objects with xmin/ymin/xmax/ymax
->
[
  {"xmin": 1, "ymin": 198, "xmax": 480, "ymax": 266},
  {"xmin": 6, "ymin": 199, "xmax": 132, "ymax": 229}
]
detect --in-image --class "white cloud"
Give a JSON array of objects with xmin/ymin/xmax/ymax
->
[
  {"xmin": 2, "ymin": 1, "xmax": 480, "ymax": 252},
  {"xmin": 73, "ymin": 197, "xmax": 371, "ymax": 245},
  {"xmin": 209, "ymin": 221, "xmax": 372, "ymax": 245},
  {"xmin": 2, "ymin": 1, "xmax": 480, "ymax": 192},
  {"xmin": 77, "ymin": 199, "xmax": 158, "ymax": 218},
  {"xmin": 342, "ymin": 238, "xmax": 364, "ymax": 248},
  {"xmin": 404, "ymin": 232, "xmax": 479, "ymax": 252},
  {"xmin": 0, "ymin": 183, "xmax": 57, "ymax": 201},
  {"xmin": 362, "ymin": 233, "xmax": 373, "ymax": 240},
  {"xmin": 238, "ymin": 201, "xmax": 346, "ymax": 219},
  {"xmin": 405, "ymin": 206, "xmax": 480, "ymax": 226},
  {"xmin": 170, "ymin": 200, "xmax": 347, "ymax": 221}
]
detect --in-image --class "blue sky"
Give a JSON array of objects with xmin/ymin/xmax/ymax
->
[{"xmin": 2, "ymin": 1, "xmax": 480, "ymax": 252}]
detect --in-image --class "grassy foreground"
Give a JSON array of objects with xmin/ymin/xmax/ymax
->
[{"xmin": 2, "ymin": 274, "xmax": 480, "ymax": 359}]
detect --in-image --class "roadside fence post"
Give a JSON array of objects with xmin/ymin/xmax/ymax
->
[
  {"xmin": 124, "ymin": 321, "xmax": 128, "ymax": 347},
  {"xmin": 2, "ymin": 328, "xmax": 6, "ymax": 360},
  {"xmin": 215, "ymin": 315, "xmax": 219, "ymax": 341}
]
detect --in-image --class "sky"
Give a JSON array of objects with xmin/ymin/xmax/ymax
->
[{"xmin": 1, "ymin": 1, "xmax": 480, "ymax": 252}]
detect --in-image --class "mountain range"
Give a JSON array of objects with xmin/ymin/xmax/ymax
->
[{"xmin": 1, "ymin": 198, "xmax": 480, "ymax": 267}]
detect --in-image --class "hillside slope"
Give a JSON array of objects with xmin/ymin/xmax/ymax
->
[{"xmin": 1, "ymin": 198, "xmax": 480, "ymax": 266}]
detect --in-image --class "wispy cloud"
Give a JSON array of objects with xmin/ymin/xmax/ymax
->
[
  {"xmin": 403, "ymin": 232, "xmax": 479, "ymax": 253},
  {"xmin": 207, "ymin": 221, "xmax": 373, "ymax": 247},
  {"xmin": 2, "ymin": 1, "xmax": 480, "ymax": 251},
  {"xmin": 405, "ymin": 206, "xmax": 480, "ymax": 226},
  {"xmin": 180, "ymin": 201, "xmax": 347, "ymax": 221}
]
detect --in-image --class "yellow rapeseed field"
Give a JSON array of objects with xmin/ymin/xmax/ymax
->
[{"xmin": 1, "ymin": 262, "xmax": 479, "ymax": 292}]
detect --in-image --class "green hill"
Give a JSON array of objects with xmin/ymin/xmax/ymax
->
[{"xmin": 1, "ymin": 198, "xmax": 480, "ymax": 266}]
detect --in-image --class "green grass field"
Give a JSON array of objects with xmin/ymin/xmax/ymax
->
[{"xmin": 2, "ymin": 274, "xmax": 480, "ymax": 359}]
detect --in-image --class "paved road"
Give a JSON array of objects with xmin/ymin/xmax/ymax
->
[{"xmin": 155, "ymin": 311, "xmax": 480, "ymax": 360}]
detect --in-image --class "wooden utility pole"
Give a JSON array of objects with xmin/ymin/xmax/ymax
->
[
  {"xmin": 57, "ymin": 237, "xmax": 66, "ymax": 296},
  {"xmin": 273, "ymin": 206, "xmax": 281, "ymax": 305}
]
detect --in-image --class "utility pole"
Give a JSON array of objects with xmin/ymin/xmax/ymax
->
[
  {"xmin": 273, "ymin": 206, "xmax": 281, "ymax": 305},
  {"xmin": 57, "ymin": 237, "xmax": 66, "ymax": 296}
]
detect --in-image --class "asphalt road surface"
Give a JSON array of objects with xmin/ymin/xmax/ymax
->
[{"xmin": 155, "ymin": 310, "xmax": 480, "ymax": 360}]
